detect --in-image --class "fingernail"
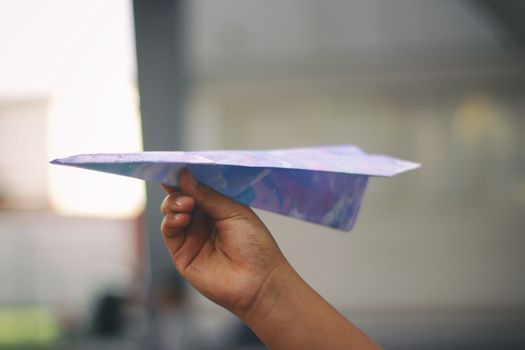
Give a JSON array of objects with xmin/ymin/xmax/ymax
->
[
  {"xmin": 172, "ymin": 213, "xmax": 183, "ymax": 220},
  {"xmin": 174, "ymin": 198, "xmax": 183, "ymax": 207}
]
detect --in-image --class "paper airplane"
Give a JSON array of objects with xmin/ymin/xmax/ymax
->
[{"xmin": 51, "ymin": 145, "xmax": 419, "ymax": 231}]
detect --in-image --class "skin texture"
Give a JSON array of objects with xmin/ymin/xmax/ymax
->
[{"xmin": 160, "ymin": 169, "xmax": 382, "ymax": 350}]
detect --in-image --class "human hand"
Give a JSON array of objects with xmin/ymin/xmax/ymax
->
[{"xmin": 160, "ymin": 169, "xmax": 292, "ymax": 319}]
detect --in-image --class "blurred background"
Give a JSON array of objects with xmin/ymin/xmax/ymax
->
[{"xmin": 1, "ymin": 0, "xmax": 524, "ymax": 349}]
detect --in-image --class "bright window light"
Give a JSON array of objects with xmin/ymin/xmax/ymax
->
[
  {"xmin": 45, "ymin": 0, "xmax": 145, "ymax": 218},
  {"xmin": 47, "ymin": 82, "xmax": 145, "ymax": 218}
]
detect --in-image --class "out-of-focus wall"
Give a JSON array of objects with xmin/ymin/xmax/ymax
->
[
  {"xmin": 187, "ymin": 84, "xmax": 525, "ymax": 307},
  {"xmin": 183, "ymin": 0, "xmax": 525, "ymax": 347},
  {"xmin": 0, "ymin": 213, "xmax": 137, "ymax": 314}
]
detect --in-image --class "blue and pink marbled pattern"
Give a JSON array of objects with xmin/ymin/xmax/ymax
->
[{"xmin": 51, "ymin": 145, "xmax": 419, "ymax": 231}]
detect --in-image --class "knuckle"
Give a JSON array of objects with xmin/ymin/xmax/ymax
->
[
  {"xmin": 200, "ymin": 184, "xmax": 214, "ymax": 200},
  {"xmin": 161, "ymin": 194, "xmax": 175, "ymax": 211},
  {"xmin": 233, "ymin": 202, "xmax": 252, "ymax": 217},
  {"xmin": 160, "ymin": 200, "xmax": 168, "ymax": 213},
  {"xmin": 160, "ymin": 218, "xmax": 168, "ymax": 233}
]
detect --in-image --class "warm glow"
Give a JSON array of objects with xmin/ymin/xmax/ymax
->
[{"xmin": 47, "ymin": 82, "xmax": 145, "ymax": 218}]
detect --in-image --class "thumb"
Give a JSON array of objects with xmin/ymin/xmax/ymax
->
[{"xmin": 178, "ymin": 168, "xmax": 250, "ymax": 221}]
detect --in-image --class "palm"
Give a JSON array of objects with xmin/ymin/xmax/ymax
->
[
  {"xmin": 173, "ymin": 208, "xmax": 282, "ymax": 314},
  {"xmin": 160, "ymin": 170, "xmax": 285, "ymax": 316}
]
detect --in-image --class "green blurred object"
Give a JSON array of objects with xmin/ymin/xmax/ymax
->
[{"xmin": 0, "ymin": 306, "xmax": 59, "ymax": 348}]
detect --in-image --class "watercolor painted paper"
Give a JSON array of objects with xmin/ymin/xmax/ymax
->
[{"xmin": 51, "ymin": 145, "xmax": 419, "ymax": 231}]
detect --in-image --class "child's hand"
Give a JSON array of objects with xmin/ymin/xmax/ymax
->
[
  {"xmin": 160, "ymin": 169, "xmax": 291, "ymax": 319},
  {"xmin": 160, "ymin": 169, "xmax": 381, "ymax": 350}
]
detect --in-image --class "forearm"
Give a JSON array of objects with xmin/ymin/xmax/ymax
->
[{"xmin": 240, "ymin": 263, "xmax": 382, "ymax": 350}]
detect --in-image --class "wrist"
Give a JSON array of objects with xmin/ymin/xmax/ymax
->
[{"xmin": 236, "ymin": 259, "xmax": 298, "ymax": 325}]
